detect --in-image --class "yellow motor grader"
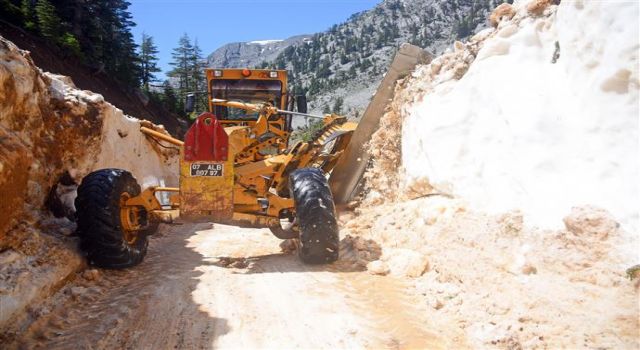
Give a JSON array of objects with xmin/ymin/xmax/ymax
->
[{"xmin": 74, "ymin": 68, "xmax": 358, "ymax": 268}]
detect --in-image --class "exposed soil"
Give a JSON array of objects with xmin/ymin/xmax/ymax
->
[
  {"xmin": 3, "ymin": 222, "xmax": 453, "ymax": 349},
  {"xmin": 0, "ymin": 34, "xmax": 179, "ymax": 331}
]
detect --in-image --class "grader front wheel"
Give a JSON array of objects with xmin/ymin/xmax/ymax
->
[
  {"xmin": 289, "ymin": 168, "xmax": 340, "ymax": 264},
  {"xmin": 75, "ymin": 169, "xmax": 149, "ymax": 269}
]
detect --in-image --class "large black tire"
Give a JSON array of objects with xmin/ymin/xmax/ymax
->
[
  {"xmin": 289, "ymin": 168, "xmax": 339, "ymax": 264},
  {"xmin": 75, "ymin": 169, "xmax": 148, "ymax": 269}
]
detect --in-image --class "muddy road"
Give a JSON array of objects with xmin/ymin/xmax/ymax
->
[{"xmin": 9, "ymin": 222, "xmax": 447, "ymax": 349}]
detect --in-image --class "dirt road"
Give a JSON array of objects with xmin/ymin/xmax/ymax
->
[{"xmin": 10, "ymin": 222, "xmax": 446, "ymax": 349}]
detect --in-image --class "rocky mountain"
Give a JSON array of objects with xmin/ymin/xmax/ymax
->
[
  {"xmin": 207, "ymin": 0, "xmax": 511, "ymax": 118},
  {"xmin": 207, "ymin": 35, "xmax": 311, "ymax": 68}
]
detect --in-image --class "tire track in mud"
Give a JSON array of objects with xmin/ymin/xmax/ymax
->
[
  {"xmin": 11, "ymin": 223, "xmax": 225, "ymax": 350},
  {"xmin": 328, "ymin": 243, "xmax": 446, "ymax": 350},
  {"xmin": 10, "ymin": 222, "xmax": 446, "ymax": 349}
]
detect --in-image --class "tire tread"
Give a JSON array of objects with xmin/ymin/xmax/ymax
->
[
  {"xmin": 289, "ymin": 168, "xmax": 339, "ymax": 264},
  {"xmin": 75, "ymin": 169, "xmax": 148, "ymax": 269}
]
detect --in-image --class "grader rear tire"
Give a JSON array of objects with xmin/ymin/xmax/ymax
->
[
  {"xmin": 289, "ymin": 168, "xmax": 339, "ymax": 264},
  {"xmin": 75, "ymin": 169, "xmax": 149, "ymax": 269}
]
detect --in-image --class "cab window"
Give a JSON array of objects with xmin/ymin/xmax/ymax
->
[{"xmin": 211, "ymin": 79, "xmax": 282, "ymax": 120}]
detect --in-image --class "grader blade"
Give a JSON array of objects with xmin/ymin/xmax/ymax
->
[{"xmin": 329, "ymin": 44, "xmax": 432, "ymax": 204}]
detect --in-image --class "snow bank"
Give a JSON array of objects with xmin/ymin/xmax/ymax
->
[
  {"xmin": 345, "ymin": 1, "xmax": 639, "ymax": 348},
  {"xmin": 401, "ymin": 1, "xmax": 639, "ymax": 238}
]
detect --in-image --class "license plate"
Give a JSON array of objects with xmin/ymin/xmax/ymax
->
[{"xmin": 190, "ymin": 163, "xmax": 223, "ymax": 177}]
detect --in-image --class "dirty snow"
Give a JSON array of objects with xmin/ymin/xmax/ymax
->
[
  {"xmin": 343, "ymin": 195, "xmax": 639, "ymax": 348},
  {"xmin": 402, "ymin": 0, "xmax": 639, "ymax": 238},
  {"xmin": 346, "ymin": 0, "xmax": 639, "ymax": 348}
]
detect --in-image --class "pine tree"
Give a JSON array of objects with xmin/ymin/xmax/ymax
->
[
  {"xmin": 139, "ymin": 33, "xmax": 161, "ymax": 90},
  {"xmin": 169, "ymin": 33, "xmax": 194, "ymax": 105},
  {"xmin": 456, "ymin": 17, "xmax": 472, "ymax": 39},
  {"xmin": 112, "ymin": 0, "xmax": 142, "ymax": 86},
  {"xmin": 35, "ymin": 0, "xmax": 63, "ymax": 39},
  {"xmin": 88, "ymin": 0, "xmax": 141, "ymax": 86},
  {"xmin": 162, "ymin": 80, "xmax": 179, "ymax": 114},
  {"xmin": 332, "ymin": 97, "xmax": 344, "ymax": 114},
  {"xmin": 33, "ymin": 0, "xmax": 81, "ymax": 57},
  {"xmin": 168, "ymin": 34, "xmax": 208, "ymax": 114},
  {"xmin": 21, "ymin": 0, "xmax": 37, "ymax": 31},
  {"xmin": 3, "ymin": 0, "xmax": 145, "ymax": 88},
  {"xmin": 190, "ymin": 39, "xmax": 207, "ymax": 111}
]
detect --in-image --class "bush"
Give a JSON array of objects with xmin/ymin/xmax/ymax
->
[
  {"xmin": 60, "ymin": 32, "xmax": 82, "ymax": 58},
  {"xmin": 294, "ymin": 119, "xmax": 324, "ymax": 143}
]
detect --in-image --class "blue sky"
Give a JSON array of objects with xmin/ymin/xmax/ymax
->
[{"xmin": 129, "ymin": 0, "xmax": 380, "ymax": 81}]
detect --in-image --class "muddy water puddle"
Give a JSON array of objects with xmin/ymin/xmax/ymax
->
[{"xmin": 326, "ymin": 262, "xmax": 446, "ymax": 349}]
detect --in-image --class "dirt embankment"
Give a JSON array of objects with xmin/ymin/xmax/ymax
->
[{"xmin": 0, "ymin": 35, "xmax": 179, "ymax": 334}]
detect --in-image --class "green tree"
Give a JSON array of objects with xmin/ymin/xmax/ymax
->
[
  {"xmin": 87, "ymin": 0, "xmax": 141, "ymax": 86},
  {"xmin": 139, "ymin": 33, "xmax": 161, "ymax": 90},
  {"xmin": 455, "ymin": 17, "xmax": 472, "ymax": 39},
  {"xmin": 332, "ymin": 97, "xmax": 344, "ymax": 114},
  {"xmin": 169, "ymin": 33, "xmax": 194, "ymax": 110},
  {"xmin": 21, "ymin": 0, "xmax": 36, "ymax": 30},
  {"xmin": 33, "ymin": 0, "xmax": 81, "ymax": 57},
  {"xmin": 190, "ymin": 39, "xmax": 207, "ymax": 111},
  {"xmin": 1, "ymin": 0, "xmax": 142, "ymax": 88},
  {"xmin": 162, "ymin": 80, "xmax": 179, "ymax": 114},
  {"xmin": 35, "ymin": 0, "xmax": 62, "ymax": 39},
  {"xmin": 296, "ymin": 119, "xmax": 324, "ymax": 142},
  {"xmin": 168, "ymin": 34, "xmax": 208, "ymax": 114},
  {"xmin": 111, "ymin": 0, "xmax": 142, "ymax": 86},
  {"xmin": 60, "ymin": 32, "xmax": 82, "ymax": 57}
]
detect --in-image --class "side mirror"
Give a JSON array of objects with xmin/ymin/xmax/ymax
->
[
  {"xmin": 296, "ymin": 95, "xmax": 308, "ymax": 114},
  {"xmin": 185, "ymin": 93, "xmax": 195, "ymax": 113}
]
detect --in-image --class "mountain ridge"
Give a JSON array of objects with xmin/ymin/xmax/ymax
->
[
  {"xmin": 207, "ymin": 34, "xmax": 311, "ymax": 69},
  {"xmin": 207, "ymin": 0, "xmax": 511, "ymax": 117}
]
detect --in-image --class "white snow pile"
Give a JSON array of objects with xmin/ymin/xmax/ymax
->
[
  {"xmin": 345, "ymin": 1, "xmax": 639, "ymax": 348},
  {"xmin": 401, "ymin": 0, "xmax": 639, "ymax": 246}
]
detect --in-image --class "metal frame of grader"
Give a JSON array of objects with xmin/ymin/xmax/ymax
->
[{"xmin": 119, "ymin": 68, "xmax": 357, "ymax": 239}]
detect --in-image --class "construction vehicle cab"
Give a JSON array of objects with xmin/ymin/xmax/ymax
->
[{"xmin": 74, "ymin": 68, "xmax": 358, "ymax": 269}]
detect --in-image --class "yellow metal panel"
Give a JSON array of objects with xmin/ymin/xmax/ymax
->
[
  {"xmin": 235, "ymin": 155, "xmax": 287, "ymax": 178},
  {"xmin": 179, "ymin": 149, "xmax": 235, "ymax": 222},
  {"xmin": 226, "ymin": 126, "xmax": 252, "ymax": 155}
]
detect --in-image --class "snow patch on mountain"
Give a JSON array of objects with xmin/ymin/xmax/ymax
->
[
  {"xmin": 207, "ymin": 35, "xmax": 309, "ymax": 70},
  {"xmin": 248, "ymin": 40, "xmax": 284, "ymax": 45}
]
